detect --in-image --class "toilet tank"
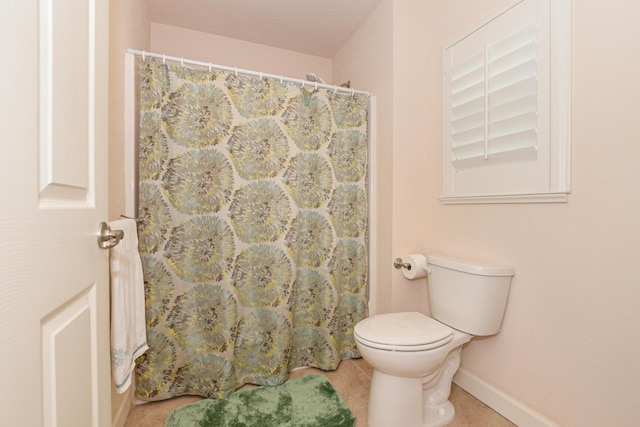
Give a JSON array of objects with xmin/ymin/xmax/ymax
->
[{"xmin": 427, "ymin": 255, "xmax": 514, "ymax": 336}]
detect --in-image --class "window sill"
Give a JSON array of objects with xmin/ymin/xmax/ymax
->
[{"xmin": 439, "ymin": 191, "xmax": 569, "ymax": 205}]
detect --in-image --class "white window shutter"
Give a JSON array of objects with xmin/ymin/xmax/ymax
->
[
  {"xmin": 450, "ymin": 24, "xmax": 538, "ymax": 171},
  {"xmin": 441, "ymin": 0, "xmax": 570, "ymax": 203}
]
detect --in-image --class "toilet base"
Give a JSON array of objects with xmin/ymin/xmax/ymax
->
[
  {"xmin": 368, "ymin": 371, "xmax": 458, "ymax": 427},
  {"xmin": 368, "ymin": 370, "xmax": 424, "ymax": 427},
  {"xmin": 366, "ymin": 344, "xmax": 465, "ymax": 427},
  {"xmin": 423, "ymin": 400, "xmax": 455, "ymax": 427},
  {"xmin": 367, "ymin": 370, "xmax": 457, "ymax": 427}
]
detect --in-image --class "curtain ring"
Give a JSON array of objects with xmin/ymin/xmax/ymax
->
[
  {"xmin": 209, "ymin": 62, "xmax": 212, "ymax": 72},
  {"xmin": 352, "ymin": 88, "xmax": 356, "ymax": 97},
  {"xmin": 180, "ymin": 57, "xmax": 184, "ymax": 67},
  {"xmin": 315, "ymin": 81, "xmax": 318, "ymax": 91},
  {"xmin": 280, "ymin": 75, "xmax": 284, "ymax": 84},
  {"xmin": 142, "ymin": 50, "xmax": 146, "ymax": 61},
  {"xmin": 162, "ymin": 54, "xmax": 166, "ymax": 65},
  {"xmin": 235, "ymin": 67, "xmax": 238, "ymax": 77},
  {"xmin": 259, "ymin": 71, "xmax": 263, "ymax": 80},
  {"xmin": 300, "ymin": 79, "xmax": 305, "ymax": 88}
]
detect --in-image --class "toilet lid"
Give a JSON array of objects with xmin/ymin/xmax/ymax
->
[{"xmin": 354, "ymin": 312, "xmax": 453, "ymax": 350}]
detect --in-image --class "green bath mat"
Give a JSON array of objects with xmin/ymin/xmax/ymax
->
[{"xmin": 164, "ymin": 374, "xmax": 356, "ymax": 427}]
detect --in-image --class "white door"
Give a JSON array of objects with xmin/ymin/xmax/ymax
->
[{"xmin": 0, "ymin": 1, "xmax": 111, "ymax": 426}]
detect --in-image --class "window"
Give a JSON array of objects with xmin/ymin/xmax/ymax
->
[{"xmin": 440, "ymin": 0, "xmax": 570, "ymax": 204}]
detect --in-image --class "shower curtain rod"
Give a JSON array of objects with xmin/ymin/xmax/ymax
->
[{"xmin": 127, "ymin": 48, "xmax": 372, "ymax": 97}]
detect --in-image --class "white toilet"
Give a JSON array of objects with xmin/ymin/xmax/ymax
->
[{"xmin": 354, "ymin": 254, "xmax": 514, "ymax": 427}]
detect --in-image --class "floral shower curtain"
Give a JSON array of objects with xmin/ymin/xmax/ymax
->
[{"xmin": 134, "ymin": 58, "xmax": 369, "ymax": 401}]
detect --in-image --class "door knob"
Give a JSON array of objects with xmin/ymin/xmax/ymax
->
[{"xmin": 97, "ymin": 222, "xmax": 124, "ymax": 249}]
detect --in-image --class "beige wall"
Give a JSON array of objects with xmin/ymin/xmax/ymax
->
[
  {"xmin": 108, "ymin": 0, "xmax": 151, "ymax": 221},
  {"xmin": 333, "ymin": 0, "xmax": 430, "ymax": 316},
  {"xmin": 151, "ymin": 23, "xmax": 332, "ymax": 85},
  {"xmin": 337, "ymin": 0, "xmax": 640, "ymax": 425},
  {"xmin": 418, "ymin": 1, "xmax": 640, "ymax": 425},
  {"xmin": 108, "ymin": 0, "xmax": 151, "ymax": 424},
  {"xmin": 333, "ymin": 0, "xmax": 395, "ymax": 314},
  {"xmin": 389, "ymin": 0, "xmax": 430, "ymax": 314}
]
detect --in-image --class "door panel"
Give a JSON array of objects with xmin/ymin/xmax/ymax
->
[
  {"xmin": 0, "ymin": 0, "xmax": 110, "ymax": 425},
  {"xmin": 40, "ymin": 0, "xmax": 91, "ymax": 202},
  {"xmin": 42, "ymin": 288, "xmax": 95, "ymax": 427}
]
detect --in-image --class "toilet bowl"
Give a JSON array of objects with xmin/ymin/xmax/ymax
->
[
  {"xmin": 354, "ymin": 255, "xmax": 514, "ymax": 427},
  {"xmin": 355, "ymin": 312, "xmax": 471, "ymax": 427}
]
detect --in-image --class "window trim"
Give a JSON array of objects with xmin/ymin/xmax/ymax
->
[{"xmin": 439, "ymin": 0, "xmax": 571, "ymax": 205}]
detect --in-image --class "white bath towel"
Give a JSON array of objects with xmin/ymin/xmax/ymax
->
[{"xmin": 109, "ymin": 218, "xmax": 148, "ymax": 393}]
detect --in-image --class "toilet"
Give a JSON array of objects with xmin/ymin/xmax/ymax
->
[{"xmin": 354, "ymin": 254, "xmax": 514, "ymax": 427}]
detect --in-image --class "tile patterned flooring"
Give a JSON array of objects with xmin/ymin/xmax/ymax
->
[{"xmin": 124, "ymin": 358, "xmax": 516, "ymax": 426}]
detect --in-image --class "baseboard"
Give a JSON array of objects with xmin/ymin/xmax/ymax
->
[
  {"xmin": 111, "ymin": 388, "xmax": 132, "ymax": 427},
  {"xmin": 453, "ymin": 368, "xmax": 559, "ymax": 427}
]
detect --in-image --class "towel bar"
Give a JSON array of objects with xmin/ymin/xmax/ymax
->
[{"xmin": 120, "ymin": 214, "xmax": 142, "ymax": 224}]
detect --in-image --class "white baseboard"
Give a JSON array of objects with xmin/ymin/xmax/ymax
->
[
  {"xmin": 111, "ymin": 388, "xmax": 132, "ymax": 427},
  {"xmin": 453, "ymin": 368, "xmax": 559, "ymax": 427}
]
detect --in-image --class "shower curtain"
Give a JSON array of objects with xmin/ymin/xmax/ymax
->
[{"xmin": 134, "ymin": 58, "xmax": 370, "ymax": 401}]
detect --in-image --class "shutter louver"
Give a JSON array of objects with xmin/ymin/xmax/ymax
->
[{"xmin": 450, "ymin": 24, "xmax": 538, "ymax": 171}]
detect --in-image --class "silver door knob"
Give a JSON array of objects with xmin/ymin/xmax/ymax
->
[{"xmin": 97, "ymin": 222, "xmax": 124, "ymax": 249}]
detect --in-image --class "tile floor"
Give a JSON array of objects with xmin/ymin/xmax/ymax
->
[{"xmin": 124, "ymin": 358, "xmax": 516, "ymax": 426}]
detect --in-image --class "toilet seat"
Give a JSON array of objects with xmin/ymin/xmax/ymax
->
[{"xmin": 355, "ymin": 312, "xmax": 453, "ymax": 352}]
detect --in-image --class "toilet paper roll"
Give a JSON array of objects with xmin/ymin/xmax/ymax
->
[{"xmin": 401, "ymin": 254, "xmax": 428, "ymax": 280}]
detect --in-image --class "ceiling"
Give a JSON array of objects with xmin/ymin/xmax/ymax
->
[{"xmin": 148, "ymin": 0, "xmax": 383, "ymax": 58}]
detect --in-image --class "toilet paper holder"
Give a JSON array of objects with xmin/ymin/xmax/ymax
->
[{"xmin": 393, "ymin": 258, "xmax": 412, "ymax": 270}]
